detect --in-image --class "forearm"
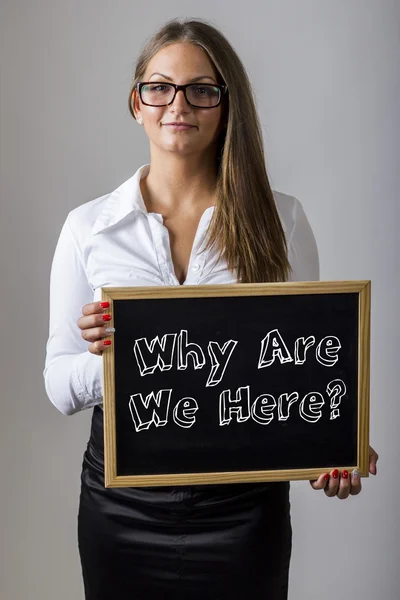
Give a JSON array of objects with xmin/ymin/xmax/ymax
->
[
  {"xmin": 44, "ymin": 350, "xmax": 103, "ymax": 416},
  {"xmin": 44, "ymin": 213, "xmax": 102, "ymax": 416}
]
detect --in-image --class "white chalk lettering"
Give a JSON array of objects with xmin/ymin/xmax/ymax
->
[
  {"xmin": 206, "ymin": 340, "xmax": 238, "ymax": 387},
  {"xmin": 251, "ymin": 394, "xmax": 276, "ymax": 425},
  {"xmin": 316, "ymin": 336, "xmax": 341, "ymax": 367},
  {"xmin": 258, "ymin": 329, "xmax": 293, "ymax": 368},
  {"xmin": 278, "ymin": 392, "xmax": 299, "ymax": 421},
  {"xmin": 258, "ymin": 332, "xmax": 342, "ymax": 367},
  {"xmin": 299, "ymin": 392, "xmax": 325, "ymax": 423},
  {"xmin": 219, "ymin": 386, "xmax": 251, "ymax": 426},
  {"xmin": 129, "ymin": 389, "xmax": 172, "ymax": 431},
  {"xmin": 172, "ymin": 397, "xmax": 199, "ymax": 428},
  {"xmin": 326, "ymin": 379, "xmax": 347, "ymax": 419},
  {"xmin": 177, "ymin": 329, "xmax": 206, "ymax": 371},
  {"xmin": 133, "ymin": 334, "xmax": 177, "ymax": 376},
  {"xmin": 294, "ymin": 336, "xmax": 315, "ymax": 364}
]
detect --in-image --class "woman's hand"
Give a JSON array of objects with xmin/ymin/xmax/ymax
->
[
  {"xmin": 309, "ymin": 446, "xmax": 379, "ymax": 499},
  {"xmin": 77, "ymin": 301, "xmax": 115, "ymax": 355}
]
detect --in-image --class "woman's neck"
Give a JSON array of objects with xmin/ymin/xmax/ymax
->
[{"xmin": 141, "ymin": 151, "xmax": 218, "ymax": 215}]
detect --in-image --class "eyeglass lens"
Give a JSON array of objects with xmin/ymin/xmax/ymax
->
[{"xmin": 141, "ymin": 83, "xmax": 221, "ymax": 107}]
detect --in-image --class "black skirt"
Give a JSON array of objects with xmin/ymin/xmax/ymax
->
[{"xmin": 78, "ymin": 406, "xmax": 292, "ymax": 600}]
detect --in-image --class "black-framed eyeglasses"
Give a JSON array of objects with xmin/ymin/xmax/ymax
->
[{"xmin": 136, "ymin": 82, "xmax": 227, "ymax": 108}]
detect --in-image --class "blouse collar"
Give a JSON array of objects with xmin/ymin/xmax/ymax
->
[{"xmin": 92, "ymin": 164, "xmax": 150, "ymax": 235}]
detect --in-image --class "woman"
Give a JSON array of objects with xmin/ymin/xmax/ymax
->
[{"xmin": 44, "ymin": 17, "xmax": 378, "ymax": 600}]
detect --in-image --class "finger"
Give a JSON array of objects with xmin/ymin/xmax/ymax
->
[
  {"xmin": 336, "ymin": 469, "xmax": 351, "ymax": 500},
  {"xmin": 350, "ymin": 469, "xmax": 362, "ymax": 495},
  {"xmin": 369, "ymin": 446, "xmax": 379, "ymax": 475},
  {"xmin": 324, "ymin": 469, "xmax": 340, "ymax": 497},
  {"xmin": 82, "ymin": 301, "xmax": 110, "ymax": 316},
  {"xmin": 81, "ymin": 325, "xmax": 116, "ymax": 344},
  {"xmin": 77, "ymin": 312, "xmax": 113, "ymax": 332},
  {"xmin": 88, "ymin": 338, "xmax": 113, "ymax": 356},
  {"xmin": 310, "ymin": 473, "xmax": 329, "ymax": 490}
]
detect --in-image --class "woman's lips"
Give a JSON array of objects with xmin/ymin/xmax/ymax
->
[{"xmin": 163, "ymin": 124, "xmax": 195, "ymax": 130}]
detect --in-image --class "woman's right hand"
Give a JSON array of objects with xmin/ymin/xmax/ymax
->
[{"xmin": 77, "ymin": 301, "xmax": 115, "ymax": 355}]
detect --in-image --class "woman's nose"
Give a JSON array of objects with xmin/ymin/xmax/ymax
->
[{"xmin": 170, "ymin": 89, "xmax": 190, "ymax": 111}]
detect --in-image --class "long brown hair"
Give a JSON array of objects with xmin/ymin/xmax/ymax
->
[{"xmin": 128, "ymin": 18, "xmax": 291, "ymax": 283}]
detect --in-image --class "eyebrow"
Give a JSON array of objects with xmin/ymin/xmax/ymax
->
[{"xmin": 148, "ymin": 72, "xmax": 216, "ymax": 83}]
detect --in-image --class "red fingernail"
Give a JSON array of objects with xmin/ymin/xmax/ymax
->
[
  {"xmin": 100, "ymin": 301, "xmax": 110, "ymax": 308},
  {"xmin": 332, "ymin": 469, "xmax": 339, "ymax": 479},
  {"xmin": 102, "ymin": 314, "xmax": 112, "ymax": 321},
  {"xmin": 342, "ymin": 470, "xmax": 349, "ymax": 479},
  {"xmin": 103, "ymin": 340, "xmax": 112, "ymax": 346},
  {"xmin": 323, "ymin": 474, "xmax": 329, "ymax": 481}
]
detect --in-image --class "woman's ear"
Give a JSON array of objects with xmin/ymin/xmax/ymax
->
[{"xmin": 131, "ymin": 88, "xmax": 141, "ymax": 121}]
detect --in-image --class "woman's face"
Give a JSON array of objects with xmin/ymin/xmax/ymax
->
[{"xmin": 133, "ymin": 42, "xmax": 225, "ymax": 159}]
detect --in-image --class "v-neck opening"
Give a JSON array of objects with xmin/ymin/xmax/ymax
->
[{"xmin": 149, "ymin": 206, "xmax": 214, "ymax": 286}]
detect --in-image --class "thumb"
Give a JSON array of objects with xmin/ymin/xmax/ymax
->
[{"xmin": 310, "ymin": 473, "xmax": 329, "ymax": 490}]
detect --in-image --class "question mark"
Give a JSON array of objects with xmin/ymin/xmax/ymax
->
[{"xmin": 326, "ymin": 379, "xmax": 347, "ymax": 420}]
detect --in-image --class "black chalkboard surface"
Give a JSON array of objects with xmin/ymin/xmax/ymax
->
[{"xmin": 102, "ymin": 281, "xmax": 370, "ymax": 488}]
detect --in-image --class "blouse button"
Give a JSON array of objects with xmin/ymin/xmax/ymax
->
[{"xmin": 192, "ymin": 263, "xmax": 200, "ymax": 272}]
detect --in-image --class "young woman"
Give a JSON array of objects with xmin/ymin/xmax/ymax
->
[{"xmin": 44, "ymin": 18, "xmax": 378, "ymax": 600}]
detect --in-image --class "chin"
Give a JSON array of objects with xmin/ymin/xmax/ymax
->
[{"xmin": 158, "ymin": 140, "xmax": 200, "ymax": 154}]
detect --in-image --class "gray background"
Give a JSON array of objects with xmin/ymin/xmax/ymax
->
[{"xmin": 1, "ymin": 1, "xmax": 399, "ymax": 598}]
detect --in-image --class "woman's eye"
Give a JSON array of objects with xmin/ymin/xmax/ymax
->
[{"xmin": 144, "ymin": 84, "xmax": 170, "ymax": 93}]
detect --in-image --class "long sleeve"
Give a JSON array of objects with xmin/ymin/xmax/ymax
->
[
  {"xmin": 287, "ymin": 198, "xmax": 320, "ymax": 282},
  {"xmin": 44, "ymin": 214, "xmax": 103, "ymax": 416}
]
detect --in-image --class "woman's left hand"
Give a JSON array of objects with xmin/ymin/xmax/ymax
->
[{"xmin": 309, "ymin": 446, "xmax": 379, "ymax": 499}]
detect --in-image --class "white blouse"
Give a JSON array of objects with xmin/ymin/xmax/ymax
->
[{"xmin": 44, "ymin": 164, "xmax": 320, "ymax": 416}]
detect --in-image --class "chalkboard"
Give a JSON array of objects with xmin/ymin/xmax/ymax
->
[{"xmin": 102, "ymin": 281, "xmax": 370, "ymax": 488}]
